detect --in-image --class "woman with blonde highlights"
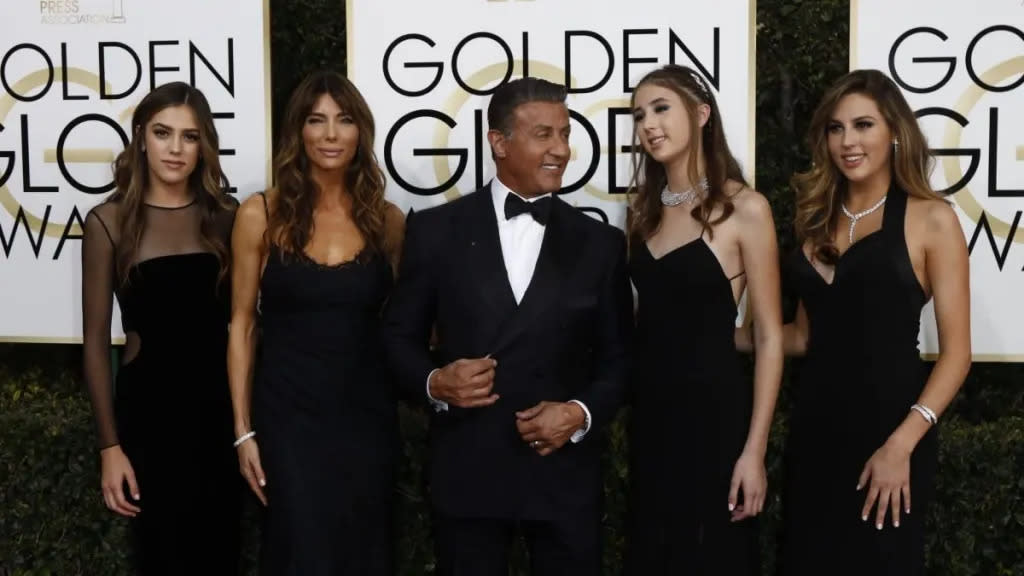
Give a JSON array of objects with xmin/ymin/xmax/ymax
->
[
  {"xmin": 768, "ymin": 69, "xmax": 970, "ymax": 575},
  {"xmin": 626, "ymin": 64, "xmax": 783, "ymax": 575},
  {"xmin": 228, "ymin": 70, "xmax": 404, "ymax": 574},
  {"xmin": 81, "ymin": 81, "xmax": 241, "ymax": 574}
]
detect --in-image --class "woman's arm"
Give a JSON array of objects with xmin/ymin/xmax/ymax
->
[
  {"xmin": 383, "ymin": 201, "xmax": 407, "ymax": 277},
  {"xmin": 857, "ymin": 200, "xmax": 971, "ymax": 530},
  {"xmin": 227, "ymin": 194, "xmax": 269, "ymax": 505},
  {"xmin": 82, "ymin": 208, "xmax": 141, "ymax": 517},
  {"xmin": 887, "ymin": 200, "xmax": 971, "ymax": 452},
  {"xmin": 728, "ymin": 190, "xmax": 784, "ymax": 520},
  {"xmin": 736, "ymin": 300, "xmax": 808, "ymax": 357}
]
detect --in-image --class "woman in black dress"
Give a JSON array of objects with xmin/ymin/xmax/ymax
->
[
  {"xmin": 82, "ymin": 82, "xmax": 241, "ymax": 574},
  {"xmin": 625, "ymin": 64, "xmax": 784, "ymax": 575},
  {"xmin": 754, "ymin": 69, "xmax": 971, "ymax": 575},
  {"xmin": 228, "ymin": 71, "xmax": 405, "ymax": 575}
]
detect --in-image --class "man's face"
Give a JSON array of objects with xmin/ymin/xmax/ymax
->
[{"xmin": 489, "ymin": 101, "xmax": 570, "ymax": 198}]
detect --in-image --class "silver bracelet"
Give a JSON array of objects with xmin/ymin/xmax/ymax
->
[
  {"xmin": 910, "ymin": 404, "xmax": 937, "ymax": 425},
  {"xmin": 233, "ymin": 430, "xmax": 256, "ymax": 448}
]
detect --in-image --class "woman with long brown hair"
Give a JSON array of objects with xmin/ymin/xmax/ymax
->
[
  {"xmin": 765, "ymin": 69, "xmax": 970, "ymax": 575},
  {"xmin": 625, "ymin": 64, "xmax": 783, "ymax": 575},
  {"xmin": 228, "ymin": 70, "xmax": 404, "ymax": 574},
  {"xmin": 81, "ymin": 81, "xmax": 241, "ymax": 574}
]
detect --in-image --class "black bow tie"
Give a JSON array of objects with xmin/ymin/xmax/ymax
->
[{"xmin": 504, "ymin": 193, "xmax": 552, "ymax": 225}]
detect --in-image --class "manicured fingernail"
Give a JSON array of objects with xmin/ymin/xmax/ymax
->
[
  {"xmin": 132, "ymin": 493, "xmax": 140, "ymax": 500},
  {"xmin": 906, "ymin": 508, "xmax": 911, "ymax": 515},
  {"xmin": 728, "ymin": 503, "xmax": 735, "ymax": 511},
  {"xmin": 259, "ymin": 478, "xmax": 266, "ymax": 487},
  {"xmin": 862, "ymin": 515, "xmax": 868, "ymax": 521},
  {"xmin": 876, "ymin": 523, "xmax": 882, "ymax": 530},
  {"xmin": 894, "ymin": 521, "xmax": 900, "ymax": 528},
  {"xmin": 855, "ymin": 484, "xmax": 862, "ymax": 490}
]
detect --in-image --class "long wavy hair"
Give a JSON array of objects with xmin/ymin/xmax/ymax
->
[
  {"xmin": 628, "ymin": 64, "xmax": 748, "ymax": 244},
  {"xmin": 793, "ymin": 69, "xmax": 941, "ymax": 265},
  {"xmin": 108, "ymin": 81, "xmax": 232, "ymax": 285},
  {"xmin": 266, "ymin": 71, "xmax": 388, "ymax": 259}
]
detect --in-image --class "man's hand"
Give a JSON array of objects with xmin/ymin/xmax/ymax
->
[
  {"xmin": 429, "ymin": 357, "xmax": 499, "ymax": 408},
  {"xmin": 515, "ymin": 401, "xmax": 586, "ymax": 456}
]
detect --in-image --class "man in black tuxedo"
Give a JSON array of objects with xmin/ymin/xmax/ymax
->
[{"xmin": 383, "ymin": 77, "xmax": 632, "ymax": 576}]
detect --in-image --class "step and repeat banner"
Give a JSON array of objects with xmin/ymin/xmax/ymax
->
[
  {"xmin": 0, "ymin": 0, "xmax": 271, "ymax": 342},
  {"xmin": 347, "ymin": 0, "xmax": 757, "ymax": 228},
  {"xmin": 852, "ymin": 0, "xmax": 1024, "ymax": 360}
]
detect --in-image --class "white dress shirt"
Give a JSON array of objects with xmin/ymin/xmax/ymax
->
[{"xmin": 426, "ymin": 177, "xmax": 592, "ymax": 442}]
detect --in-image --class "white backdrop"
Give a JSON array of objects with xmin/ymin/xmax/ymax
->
[
  {"xmin": 348, "ymin": 0, "xmax": 757, "ymax": 228},
  {"xmin": 0, "ymin": 0, "xmax": 271, "ymax": 342},
  {"xmin": 852, "ymin": 0, "xmax": 1024, "ymax": 360}
]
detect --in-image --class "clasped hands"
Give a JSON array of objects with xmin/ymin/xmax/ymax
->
[{"xmin": 429, "ymin": 356, "xmax": 586, "ymax": 456}]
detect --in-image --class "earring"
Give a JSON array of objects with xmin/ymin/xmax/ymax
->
[
  {"xmin": 893, "ymin": 138, "xmax": 899, "ymax": 152},
  {"xmin": 140, "ymin": 142, "xmax": 146, "ymax": 152}
]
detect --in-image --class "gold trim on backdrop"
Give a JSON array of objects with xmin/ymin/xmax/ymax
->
[
  {"xmin": 264, "ymin": 0, "xmax": 274, "ymax": 188},
  {"xmin": 0, "ymin": 336, "xmax": 126, "ymax": 345},
  {"xmin": 748, "ymin": 0, "xmax": 757, "ymax": 189},
  {"xmin": 3, "ymin": 1, "xmax": 275, "ymax": 344},
  {"xmin": 346, "ymin": 0, "xmax": 354, "ymax": 77},
  {"xmin": 923, "ymin": 353, "xmax": 1024, "ymax": 363},
  {"xmin": 849, "ymin": 0, "xmax": 858, "ymax": 70}
]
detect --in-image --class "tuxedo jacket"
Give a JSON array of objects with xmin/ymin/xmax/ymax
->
[{"xmin": 383, "ymin": 185, "xmax": 632, "ymax": 522}]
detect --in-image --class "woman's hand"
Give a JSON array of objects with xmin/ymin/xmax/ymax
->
[
  {"xmin": 100, "ymin": 445, "xmax": 141, "ymax": 517},
  {"xmin": 857, "ymin": 438, "xmax": 912, "ymax": 530},
  {"xmin": 237, "ymin": 438, "xmax": 268, "ymax": 506},
  {"xmin": 729, "ymin": 448, "xmax": 767, "ymax": 522}
]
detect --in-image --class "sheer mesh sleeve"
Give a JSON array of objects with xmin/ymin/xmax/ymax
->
[{"xmin": 82, "ymin": 205, "xmax": 119, "ymax": 449}]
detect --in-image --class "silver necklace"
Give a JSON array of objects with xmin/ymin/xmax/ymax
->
[
  {"xmin": 841, "ymin": 194, "xmax": 887, "ymax": 244},
  {"xmin": 661, "ymin": 177, "xmax": 709, "ymax": 207}
]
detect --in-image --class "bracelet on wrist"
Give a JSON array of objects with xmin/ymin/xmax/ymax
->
[
  {"xmin": 910, "ymin": 403, "xmax": 937, "ymax": 426},
  {"xmin": 233, "ymin": 430, "xmax": 256, "ymax": 448}
]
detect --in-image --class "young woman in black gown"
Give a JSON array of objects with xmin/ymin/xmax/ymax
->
[
  {"xmin": 82, "ymin": 82, "xmax": 241, "ymax": 574},
  {"xmin": 228, "ymin": 71, "xmax": 405, "ymax": 575},
  {"xmin": 740, "ymin": 69, "xmax": 971, "ymax": 575},
  {"xmin": 625, "ymin": 64, "xmax": 784, "ymax": 575}
]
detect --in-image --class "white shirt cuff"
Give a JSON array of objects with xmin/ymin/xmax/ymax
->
[
  {"xmin": 568, "ymin": 399, "xmax": 591, "ymax": 443},
  {"xmin": 426, "ymin": 368, "xmax": 449, "ymax": 412}
]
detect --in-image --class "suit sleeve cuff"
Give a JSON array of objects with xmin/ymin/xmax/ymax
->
[
  {"xmin": 568, "ymin": 399, "xmax": 591, "ymax": 443},
  {"xmin": 426, "ymin": 368, "xmax": 449, "ymax": 412}
]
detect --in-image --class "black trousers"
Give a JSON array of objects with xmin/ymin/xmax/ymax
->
[{"xmin": 435, "ymin": 512, "xmax": 601, "ymax": 576}]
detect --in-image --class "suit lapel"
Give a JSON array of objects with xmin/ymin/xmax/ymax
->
[
  {"xmin": 466, "ymin": 185, "xmax": 518, "ymax": 323},
  {"xmin": 490, "ymin": 197, "xmax": 578, "ymax": 353}
]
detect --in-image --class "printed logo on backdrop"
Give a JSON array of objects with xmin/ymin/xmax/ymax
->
[
  {"xmin": 888, "ymin": 24, "xmax": 1024, "ymax": 269},
  {"xmin": 0, "ymin": 1, "xmax": 270, "ymax": 342},
  {"xmin": 852, "ymin": 0, "xmax": 1024, "ymax": 358},
  {"xmin": 349, "ymin": 0, "xmax": 755, "ymax": 230},
  {"xmin": 0, "ymin": 38, "xmax": 238, "ymax": 260},
  {"xmin": 40, "ymin": 0, "xmax": 127, "ymax": 25}
]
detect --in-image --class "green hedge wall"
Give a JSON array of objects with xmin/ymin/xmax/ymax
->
[{"xmin": 2, "ymin": 0, "xmax": 1023, "ymax": 574}]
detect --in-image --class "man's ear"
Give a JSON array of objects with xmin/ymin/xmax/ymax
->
[{"xmin": 487, "ymin": 129, "xmax": 508, "ymax": 160}]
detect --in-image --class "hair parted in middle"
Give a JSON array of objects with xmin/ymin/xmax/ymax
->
[
  {"xmin": 627, "ymin": 64, "xmax": 748, "ymax": 245},
  {"xmin": 266, "ymin": 70, "xmax": 390, "ymax": 260}
]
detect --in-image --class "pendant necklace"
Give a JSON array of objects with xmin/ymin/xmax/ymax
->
[{"xmin": 841, "ymin": 194, "xmax": 887, "ymax": 244}]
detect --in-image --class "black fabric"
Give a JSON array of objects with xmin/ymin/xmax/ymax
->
[
  {"xmin": 82, "ymin": 198, "xmax": 241, "ymax": 575},
  {"xmin": 778, "ymin": 188, "xmax": 936, "ymax": 576},
  {"xmin": 625, "ymin": 236, "xmax": 760, "ymax": 576},
  {"xmin": 383, "ymin": 185, "xmax": 632, "ymax": 571},
  {"xmin": 253, "ymin": 221, "xmax": 396, "ymax": 575},
  {"xmin": 435, "ymin": 514, "xmax": 601, "ymax": 576}
]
